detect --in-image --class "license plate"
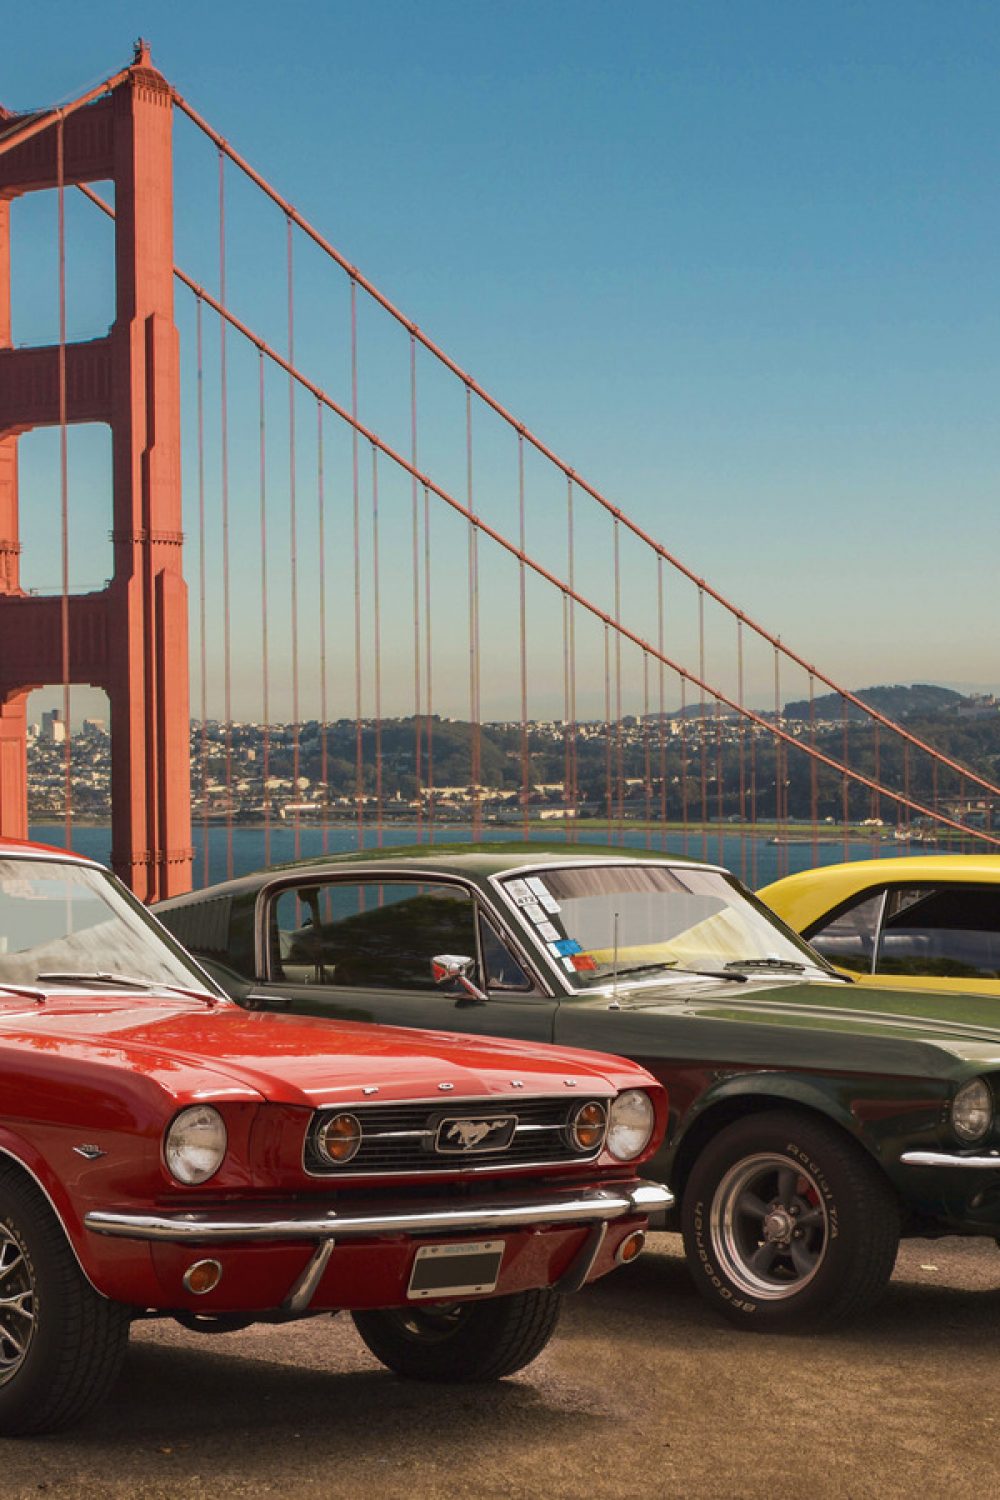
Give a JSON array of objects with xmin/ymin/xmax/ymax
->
[{"xmin": 407, "ymin": 1239, "xmax": 505, "ymax": 1300}]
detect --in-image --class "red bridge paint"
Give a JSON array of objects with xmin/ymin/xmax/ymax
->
[{"xmin": 0, "ymin": 46, "xmax": 191, "ymax": 900}]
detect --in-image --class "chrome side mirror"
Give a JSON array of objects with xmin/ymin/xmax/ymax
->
[{"xmin": 431, "ymin": 954, "xmax": 487, "ymax": 1001}]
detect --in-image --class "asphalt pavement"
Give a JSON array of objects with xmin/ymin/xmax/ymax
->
[{"xmin": 3, "ymin": 1233, "xmax": 999, "ymax": 1500}]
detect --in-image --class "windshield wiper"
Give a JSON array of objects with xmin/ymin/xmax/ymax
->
[
  {"xmin": 0, "ymin": 982, "xmax": 46, "ymax": 1001},
  {"xmin": 36, "ymin": 972, "xmax": 217, "ymax": 1002},
  {"xmin": 612, "ymin": 963, "xmax": 748, "ymax": 984},
  {"xmin": 724, "ymin": 958, "xmax": 819, "ymax": 975}
]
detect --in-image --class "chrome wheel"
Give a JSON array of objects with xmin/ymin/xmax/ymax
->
[
  {"xmin": 711, "ymin": 1152, "xmax": 828, "ymax": 1301},
  {"xmin": 0, "ymin": 1225, "xmax": 35, "ymax": 1387}
]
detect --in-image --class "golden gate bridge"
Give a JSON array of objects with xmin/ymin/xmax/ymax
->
[{"xmin": 1, "ymin": 43, "xmax": 997, "ymax": 902}]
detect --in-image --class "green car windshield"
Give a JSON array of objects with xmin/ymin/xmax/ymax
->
[{"xmin": 499, "ymin": 863, "xmax": 826, "ymax": 989}]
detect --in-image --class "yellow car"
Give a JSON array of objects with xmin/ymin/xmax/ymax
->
[{"xmin": 760, "ymin": 855, "xmax": 1000, "ymax": 996}]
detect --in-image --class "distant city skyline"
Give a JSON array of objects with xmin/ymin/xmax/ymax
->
[{"xmin": 5, "ymin": 2, "xmax": 999, "ymax": 724}]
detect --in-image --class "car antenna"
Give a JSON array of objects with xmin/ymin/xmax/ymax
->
[{"xmin": 609, "ymin": 911, "xmax": 621, "ymax": 1010}]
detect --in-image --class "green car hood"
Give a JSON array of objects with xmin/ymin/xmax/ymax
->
[{"xmin": 568, "ymin": 976, "xmax": 1000, "ymax": 1077}]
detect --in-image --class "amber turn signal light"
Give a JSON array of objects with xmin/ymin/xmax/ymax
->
[
  {"xmin": 316, "ymin": 1111, "xmax": 363, "ymax": 1165},
  {"xmin": 183, "ymin": 1259, "xmax": 223, "ymax": 1295},
  {"xmin": 615, "ymin": 1230, "xmax": 646, "ymax": 1266},
  {"xmin": 568, "ymin": 1099, "xmax": 608, "ymax": 1153}
]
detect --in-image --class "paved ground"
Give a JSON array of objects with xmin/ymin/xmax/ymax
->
[{"xmin": 4, "ymin": 1233, "xmax": 1000, "ymax": 1500}]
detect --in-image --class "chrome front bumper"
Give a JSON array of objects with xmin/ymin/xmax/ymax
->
[{"xmin": 84, "ymin": 1180, "xmax": 673, "ymax": 1244}]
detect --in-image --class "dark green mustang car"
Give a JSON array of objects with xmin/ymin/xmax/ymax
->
[{"xmin": 155, "ymin": 844, "xmax": 1000, "ymax": 1332}]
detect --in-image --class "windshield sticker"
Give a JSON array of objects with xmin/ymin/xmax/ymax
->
[
  {"xmin": 553, "ymin": 938, "xmax": 583, "ymax": 957},
  {"xmin": 562, "ymin": 956, "xmax": 576, "ymax": 971},
  {"xmin": 539, "ymin": 895, "xmax": 561, "ymax": 914},
  {"xmin": 522, "ymin": 902, "xmax": 546, "ymax": 924},
  {"xmin": 505, "ymin": 879, "xmax": 534, "ymax": 904},
  {"xmin": 537, "ymin": 921, "xmax": 560, "ymax": 942},
  {"xmin": 571, "ymin": 953, "xmax": 597, "ymax": 972},
  {"xmin": 526, "ymin": 877, "xmax": 550, "ymax": 898}
]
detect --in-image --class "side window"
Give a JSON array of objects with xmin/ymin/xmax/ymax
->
[
  {"xmin": 806, "ymin": 891, "xmax": 884, "ymax": 974},
  {"xmin": 479, "ymin": 916, "xmax": 535, "ymax": 993},
  {"xmin": 269, "ymin": 880, "xmax": 478, "ymax": 990},
  {"xmin": 876, "ymin": 886, "xmax": 1000, "ymax": 980}
]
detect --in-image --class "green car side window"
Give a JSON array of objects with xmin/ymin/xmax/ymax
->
[{"xmin": 269, "ymin": 879, "xmax": 479, "ymax": 990}]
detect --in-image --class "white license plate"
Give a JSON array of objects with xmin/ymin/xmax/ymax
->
[{"xmin": 407, "ymin": 1239, "xmax": 505, "ymax": 1300}]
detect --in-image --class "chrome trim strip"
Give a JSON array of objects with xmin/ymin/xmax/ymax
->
[
  {"xmin": 901, "ymin": 1150, "xmax": 1000, "ymax": 1169},
  {"xmin": 84, "ymin": 1181, "xmax": 674, "ymax": 1244},
  {"xmin": 282, "ymin": 1239, "xmax": 337, "ymax": 1313},
  {"xmin": 554, "ymin": 1221, "xmax": 607, "ymax": 1293}
]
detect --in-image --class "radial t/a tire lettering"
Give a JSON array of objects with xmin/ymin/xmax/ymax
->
[
  {"xmin": 0, "ymin": 1163, "xmax": 131, "ymax": 1436},
  {"xmin": 352, "ymin": 1288, "xmax": 561, "ymax": 1381},
  {"xmin": 680, "ymin": 1111, "xmax": 900, "ymax": 1331}
]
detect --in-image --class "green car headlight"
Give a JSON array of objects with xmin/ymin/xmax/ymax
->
[{"xmin": 951, "ymin": 1078, "xmax": 993, "ymax": 1144}]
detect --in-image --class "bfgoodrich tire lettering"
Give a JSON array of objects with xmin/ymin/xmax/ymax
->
[
  {"xmin": 352, "ymin": 1288, "xmax": 560, "ymax": 1381},
  {"xmin": 0, "ymin": 1163, "xmax": 131, "ymax": 1435},
  {"xmin": 681, "ymin": 1111, "xmax": 899, "ymax": 1331}
]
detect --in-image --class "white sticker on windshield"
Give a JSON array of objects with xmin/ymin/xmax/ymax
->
[
  {"xmin": 526, "ymin": 877, "xmax": 549, "ymax": 897},
  {"xmin": 562, "ymin": 957, "xmax": 576, "ymax": 971},
  {"xmin": 539, "ymin": 895, "xmax": 561, "ymax": 913},
  {"xmin": 522, "ymin": 902, "xmax": 545, "ymax": 924},
  {"xmin": 506, "ymin": 880, "xmax": 536, "ymax": 906},
  {"xmin": 537, "ymin": 921, "xmax": 559, "ymax": 942}
]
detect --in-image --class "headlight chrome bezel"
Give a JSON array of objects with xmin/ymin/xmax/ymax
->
[
  {"xmin": 164, "ymin": 1105, "xmax": 228, "ymax": 1185},
  {"xmin": 606, "ymin": 1089, "xmax": 655, "ymax": 1161},
  {"xmin": 951, "ymin": 1077, "xmax": 993, "ymax": 1144},
  {"xmin": 314, "ymin": 1111, "xmax": 363, "ymax": 1166},
  {"xmin": 566, "ymin": 1099, "xmax": 609, "ymax": 1154}
]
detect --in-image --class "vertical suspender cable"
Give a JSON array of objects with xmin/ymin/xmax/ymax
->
[
  {"xmin": 371, "ymin": 445, "xmax": 383, "ymax": 845},
  {"xmin": 466, "ymin": 387, "xmax": 481, "ymax": 840},
  {"xmin": 518, "ymin": 435, "xmax": 529, "ymax": 839},
  {"xmin": 259, "ymin": 352, "xmax": 271, "ymax": 867},
  {"xmin": 774, "ymin": 645, "xmax": 785, "ymax": 876},
  {"xmin": 657, "ymin": 557, "xmax": 667, "ymax": 851},
  {"xmin": 679, "ymin": 676, "xmax": 689, "ymax": 855},
  {"xmin": 809, "ymin": 673, "xmax": 818, "ymax": 866},
  {"xmin": 410, "ymin": 335, "xmax": 422, "ymax": 841},
  {"xmin": 56, "ymin": 117, "xmax": 72, "ymax": 850},
  {"xmin": 613, "ymin": 519, "xmax": 623, "ymax": 842},
  {"xmin": 567, "ymin": 477, "xmax": 577, "ymax": 840},
  {"xmin": 603, "ymin": 624, "xmax": 612, "ymax": 844},
  {"xmin": 841, "ymin": 695, "xmax": 851, "ymax": 860},
  {"xmin": 350, "ymin": 279, "xmax": 364, "ymax": 848},
  {"xmin": 643, "ymin": 652, "xmax": 652, "ymax": 848},
  {"xmin": 286, "ymin": 215, "xmax": 301, "ymax": 858},
  {"xmin": 562, "ymin": 591, "xmax": 571, "ymax": 843},
  {"xmin": 873, "ymin": 724, "xmax": 882, "ymax": 857},
  {"xmin": 737, "ymin": 618, "xmax": 747, "ymax": 883},
  {"xmin": 698, "ymin": 587, "xmax": 708, "ymax": 859},
  {"xmin": 423, "ymin": 482, "xmax": 434, "ymax": 840},
  {"xmin": 715, "ymin": 699, "xmax": 724, "ymax": 863},
  {"xmin": 316, "ymin": 400, "xmax": 328, "ymax": 851},
  {"xmin": 218, "ymin": 151, "xmax": 233, "ymax": 879},
  {"xmin": 196, "ymin": 298, "xmax": 209, "ymax": 884}
]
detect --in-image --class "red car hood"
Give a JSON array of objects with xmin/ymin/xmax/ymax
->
[{"xmin": 0, "ymin": 993, "xmax": 643, "ymax": 1108}]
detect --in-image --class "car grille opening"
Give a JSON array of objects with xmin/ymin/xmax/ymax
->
[{"xmin": 304, "ymin": 1096, "xmax": 608, "ymax": 1176}]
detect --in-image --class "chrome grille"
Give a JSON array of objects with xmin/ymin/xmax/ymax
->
[{"xmin": 305, "ymin": 1096, "xmax": 607, "ymax": 1176}]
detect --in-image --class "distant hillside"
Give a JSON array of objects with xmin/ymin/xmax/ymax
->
[{"xmin": 783, "ymin": 683, "xmax": 968, "ymax": 721}]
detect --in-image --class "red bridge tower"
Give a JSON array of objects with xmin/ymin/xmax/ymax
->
[{"xmin": 0, "ymin": 46, "xmax": 192, "ymax": 900}]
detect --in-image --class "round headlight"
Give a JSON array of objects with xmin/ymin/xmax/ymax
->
[
  {"xmin": 165, "ymin": 1105, "xmax": 227, "ymax": 1185},
  {"xmin": 607, "ymin": 1090, "xmax": 655, "ymax": 1162},
  {"xmin": 952, "ymin": 1078, "xmax": 993, "ymax": 1143},
  {"xmin": 315, "ymin": 1112, "xmax": 362, "ymax": 1165},
  {"xmin": 567, "ymin": 1100, "xmax": 608, "ymax": 1153}
]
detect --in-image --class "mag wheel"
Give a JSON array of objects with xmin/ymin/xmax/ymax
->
[
  {"xmin": 352, "ymin": 1288, "xmax": 561, "ymax": 1382},
  {"xmin": 0, "ymin": 1165, "xmax": 131, "ymax": 1435},
  {"xmin": 681, "ymin": 1111, "xmax": 900, "ymax": 1331}
]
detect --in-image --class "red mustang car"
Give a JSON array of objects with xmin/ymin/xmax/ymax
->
[{"xmin": 0, "ymin": 839, "xmax": 669, "ymax": 1435}]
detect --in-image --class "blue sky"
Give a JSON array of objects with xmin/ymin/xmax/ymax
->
[{"xmin": 4, "ymin": 1, "xmax": 999, "ymax": 724}]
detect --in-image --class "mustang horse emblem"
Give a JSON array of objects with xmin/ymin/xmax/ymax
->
[{"xmin": 446, "ymin": 1118, "xmax": 510, "ymax": 1150}]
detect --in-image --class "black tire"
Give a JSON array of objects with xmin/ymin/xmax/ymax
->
[
  {"xmin": 352, "ymin": 1288, "xmax": 561, "ymax": 1382},
  {"xmin": 0, "ymin": 1163, "xmax": 131, "ymax": 1435},
  {"xmin": 681, "ymin": 1110, "xmax": 900, "ymax": 1332}
]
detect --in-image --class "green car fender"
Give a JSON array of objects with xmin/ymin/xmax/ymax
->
[{"xmin": 664, "ymin": 1068, "xmax": 905, "ymax": 1206}]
